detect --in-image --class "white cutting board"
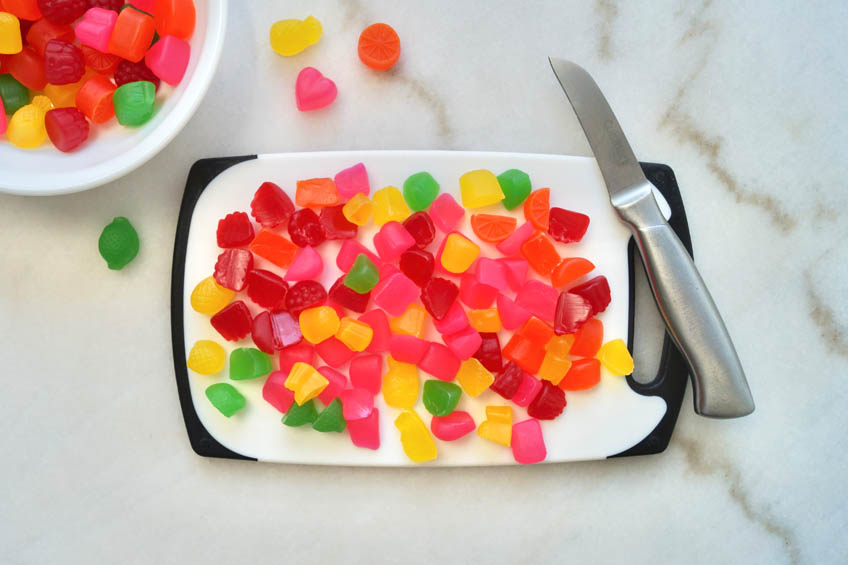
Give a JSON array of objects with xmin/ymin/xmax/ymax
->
[{"xmin": 180, "ymin": 151, "xmax": 670, "ymax": 465}]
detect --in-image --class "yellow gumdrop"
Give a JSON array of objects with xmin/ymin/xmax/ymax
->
[
  {"xmin": 389, "ymin": 303, "xmax": 429, "ymax": 338},
  {"xmin": 441, "ymin": 233, "xmax": 480, "ymax": 274},
  {"xmin": 455, "ymin": 358, "xmax": 494, "ymax": 398},
  {"xmin": 395, "ymin": 410, "xmax": 437, "ymax": 462},
  {"xmin": 459, "ymin": 169, "xmax": 504, "ymax": 209},
  {"xmin": 336, "ymin": 317, "xmax": 373, "ymax": 352},
  {"xmin": 45, "ymin": 70, "xmax": 96, "ymax": 108},
  {"xmin": 299, "ymin": 305, "xmax": 340, "ymax": 344},
  {"xmin": 468, "ymin": 308, "xmax": 501, "ymax": 332},
  {"xmin": 372, "ymin": 186, "xmax": 411, "ymax": 226},
  {"xmin": 598, "ymin": 338, "xmax": 634, "ymax": 376},
  {"xmin": 31, "ymin": 95, "xmax": 53, "ymax": 113},
  {"xmin": 0, "ymin": 12, "xmax": 22, "ymax": 54},
  {"xmin": 7, "ymin": 104, "xmax": 47, "ymax": 149},
  {"xmin": 285, "ymin": 361, "xmax": 329, "ymax": 405},
  {"xmin": 269, "ymin": 15, "xmax": 322, "ymax": 56},
  {"xmin": 477, "ymin": 405, "xmax": 512, "ymax": 447},
  {"xmin": 342, "ymin": 193, "xmax": 373, "ymax": 226},
  {"xmin": 186, "ymin": 340, "xmax": 227, "ymax": 375},
  {"xmin": 382, "ymin": 356, "xmax": 419, "ymax": 409},
  {"xmin": 190, "ymin": 276, "xmax": 235, "ymax": 315},
  {"xmin": 537, "ymin": 352, "xmax": 571, "ymax": 386}
]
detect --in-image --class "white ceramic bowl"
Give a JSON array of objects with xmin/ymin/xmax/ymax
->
[{"xmin": 0, "ymin": 0, "xmax": 227, "ymax": 196}]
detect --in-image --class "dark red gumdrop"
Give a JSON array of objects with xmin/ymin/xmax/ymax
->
[
  {"xmin": 270, "ymin": 310, "xmax": 302, "ymax": 349},
  {"xmin": 114, "ymin": 59, "xmax": 161, "ymax": 90},
  {"xmin": 285, "ymin": 280, "xmax": 327, "ymax": 317},
  {"xmin": 527, "ymin": 380, "xmax": 566, "ymax": 420},
  {"xmin": 328, "ymin": 276, "xmax": 370, "ymax": 313},
  {"xmin": 39, "ymin": 0, "xmax": 87, "ymax": 25},
  {"xmin": 210, "ymin": 301, "xmax": 252, "ymax": 341},
  {"xmin": 86, "ymin": 0, "xmax": 123, "ymax": 10},
  {"xmin": 472, "ymin": 332, "xmax": 502, "ymax": 373},
  {"xmin": 490, "ymin": 361, "xmax": 524, "ymax": 399},
  {"xmin": 251, "ymin": 311, "xmax": 276, "ymax": 354},
  {"xmin": 44, "ymin": 39, "xmax": 85, "ymax": 85},
  {"xmin": 402, "ymin": 211, "xmax": 436, "ymax": 249},
  {"xmin": 250, "ymin": 181, "xmax": 295, "ymax": 228},
  {"xmin": 399, "ymin": 249, "xmax": 435, "ymax": 287},
  {"xmin": 288, "ymin": 208, "xmax": 326, "ymax": 248},
  {"xmin": 569, "ymin": 275, "xmax": 610, "ymax": 317},
  {"xmin": 216, "ymin": 211, "xmax": 255, "ymax": 248},
  {"xmin": 553, "ymin": 292, "xmax": 592, "ymax": 335},
  {"xmin": 319, "ymin": 205, "xmax": 358, "ymax": 240},
  {"xmin": 213, "ymin": 248, "xmax": 253, "ymax": 291},
  {"xmin": 246, "ymin": 269, "xmax": 288, "ymax": 310},
  {"xmin": 421, "ymin": 277, "xmax": 459, "ymax": 321},
  {"xmin": 45, "ymin": 108, "xmax": 89, "ymax": 152},
  {"xmin": 548, "ymin": 207, "xmax": 590, "ymax": 243}
]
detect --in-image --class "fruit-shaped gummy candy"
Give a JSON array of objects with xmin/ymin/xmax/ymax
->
[
  {"xmin": 250, "ymin": 181, "xmax": 294, "ymax": 228},
  {"xmin": 395, "ymin": 409, "xmax": 437, "ymax": 463},
  {"xmin": 75, "ymin": 75, "xmax": 116, "ymax": 123},
  {"xmin": 98, "ymin": 216, "xmax": 139, "ymax": 269},
  {"xmin": 284, "ymin": 245, "xmax": 323, "ymax": 281},
  {"xmin": 6, "ymin": 103, "xmax": 46, "ymax": 148},
  {"xmin": 249, "ymin": 229, "xmax": 298, "ymax": 268},
  {"xmin": 229, "ymin": 347, "xmax": 272, "ymax": 381},
  {"xmin": 512, "ymin": 419, "xmax": 546, "ymax": 464},
  {"xmin": 45, "ymin": 107, "xmax": 89, "ymax": 152},
  {"xmin": 551, "ymin": 257, "xmax": 595, "ymax": 288},
  {"xmin": 282, "ymin": 399, "xmax": 318, "ymax": 427},
  {"xmin": 490, "ymin": 361, "xmax": 524, "ymax": 399},
  {"xmin": 430, "ymin": 411, "xmax": 475, "ymax": 441},
  {"xmin": 328, "ymin": 276, "xmax": 370, "ymax": 313},
  {"xmin": 382, "ymin": 356, "xmax": 419, "ymax": 409},
  {"xmin": 472, "ymin": 332, "xmax": 502, "ymax": 373},
  {"xmin": 335, "ymin": 162, "xmax": 370, "ymax": 198},
  {"xmin": 347, "ymin": 408, "xmax": 380, "ymax": 450},
  {"xmin": 335, "ymin": 317, "xmax": 373, "ymax": 352},
  {"xmin": 344, "ymin": 253, "xmax": 380, "ymax": 294},
  {"xmin": 190, "ymin": 275, "xmax": 234, "ymax": 315},
  {"xmin": 80, "ymin": 45, "xmax": 121, "ymax": 75},
  {"xmin": 524, "ymin": 188, "xmax": 550, "ymax": 230},
  {"xmin": 245, "ymin": 269, "xmax": 287, "ymax": 310},
  {"xmin": 205, "ymin": 383, "xmax": 245, "ymax": 417},
  {"xmin": 312, "ymin": 398, "xmax": 345, "ymax": 433},
  {"xmin": 288, "ymin": 208, "xmax": 326, "ymax": 248},
  {"xmin": 358, "ymin": 23, "xmax": 401, "ymax": 71},
  {"xmin": 349, "ymin": 354, "xmax": 382, "ymax": 395},
  {"xmin": 598, "ymin": 339, "xmax": 634, "ymax": 376},
  {"xmin": 342, "ymin": 193, "xmax": 372, "ymax": 226},
  {"xmin": 285, "ymin": 361, "xmax": 329, "ymax": 405},
  {"xmin": 399, "ymin": 249, "xmax": 434, "ymax": 287},
  {"xmin": 0, "ymin": 12, "xmax": 23, "ymax": 54},
  {"xmin": 262, "ymin": 371, "xmax": 296, "ymax": 413},
  {"xmin": 38, "ymin": 0, "xmax": 86, "ymax": 24},
  {"xmin": 295, "ymin": 66, "xmax": 336, "ymax": 111},
  {"xmin": 470, "ymin": 213, "xmax": 517, "ymax": 243},
  {"xmin": 422, "ymin": 380, "xmax": 461, "ymax": 417},
  {"xmin": 153, "ymin": 0, "xmax": 196, "ymax": 38},
  {"xmin": 213, "ymin": 248, "xmax": 252, "ymax": 291},
  {"xmin": 340, "ymin": 388, "xmax": 374, "ymax": 421},
  {"xmin": 145, "ymin": 34, "xmax": 190, "ymax": 85},
  {"xmin": 269, "ymin": 15, "xmax": 321, "ymax": 56},
  {"xmin": 114, "ymin": 59, "xmax": 160, "ymax": 90},
  {"xmin": 455, "ymin": 358, "xmax": 494, "ymax": 397},
  {"xmin": 402, "ymin": 171, "xmax": 439, "ymax": 212},
  {"xmin": 570, "ymin": 275, "xmax": 611, "ymax": 317},
  {"xmin": 459, "ymin": 169, "xmax": 504, "ymax": 209},
  {"xmin": 553, "ymin": 291, "xmax": 592, "ymax": 335},
  {"xmin": 186, "ymin": 340, "xmax": 226, "ymax": 375},
  {"xmin": 477, "ymin": 405, "xmax": 512, "ymax": 447},
  {"xmin": 210, "ymin": 301, "xmax": 252, "ymax": 341},
  {"xmin": 44, "ymin": 39, "xmax": 84, "ymax": 84},
  {"xmin": 371, "ymin": 185, "xmax": 411, "ymax": 225},
  {"xmin": 8, "ymin": 47, "xmax": 46, "ymax": 90},
  {"xmin": 319, "ymin": 204, "xmax": 357, "ymax": 240},
  {"xmin": 31, "ymin": 95, "xmax": 53, "ymax": 113},
  {"xmin": 548, "ymin": 207, "xmax": 590, "ymax": 243},
  {"xmin": 560, "ymin": 358, "xmax": 601, "ymax": 391},
  {"xmin": 216, "ymin": 211, "xmax": 254, "ymax": 248},
  {"xmin": 285, "ymin": 280, "xmax": 327, "ymax": 316},
  {"xmin": 74, "ymin": 7, "xmax": 118, "ymax": 52},
  {"xmin": 527, "ymin": 380, "xmax": 566, "ymax": 420},
  {"xmin": 299, "ymin": 305, "xmax": 340, "ymax": 344},
  {"xmin": 372, "ymin": 271, "xmax": 419, "ymax": 316},
  {"xmin": 497, "ymin": 168, "xmax": 532, "ymax": 210},
  {"xmin": 113, "ymin": 80, "xmax": 155, "ymax": 126},
  {"xmin": 0, "ymin": 75, "xmax": 30, "ymax": 115}
]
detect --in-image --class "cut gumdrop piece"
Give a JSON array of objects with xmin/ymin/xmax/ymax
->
[
  {"xmin": 502, "ymin": 333, "xmax": 545, "ymax": 374},
  {"xmin": 430, "ymin": 411, "xmax": 475, "ymax": 441},
  {"xmin": 512, "ymin": 372, "xmax": 543, "ymax": 407},
  {"xmin": 342, "ymin": 193, "xmax": 373, "ymax": 226},
  {"xmin": 471, "ymin": 213, "xmax": 517, "ymax": 243},
  {"xmin": 548, "ymin": 207, "xmax": 590, "ymax": 243},
  {"xmin": 288, "ymin": 208, "xmax": 326, "ymax": 248},
  {"xmin": 496, "ymin": 221, "xmax": 534, "ymax": 256},
  {"xmin": 285, "ymin": 280, "xmax": 327, "ymax": 317},
  {"xmin": 282, "ymin": 399, "xmax": 318, "ymax": 426},
  {"xmin": 422, "ymin": 380, "xmax": 462, "ymax": 417},
  {"xmin": 389, "ymin": 303, "xmax": 428, "ymax": 338},
  {"xmin": 344, "ymin": 253, "xmax": 380, "ymax": 294},
  {"xmin": 206, "ymin": 383, "xmax": 245, "ymax": 417},
  {"xmin": 382, "ymin": 356, "xmax": 419, "ymax": 408},
  {"xmin": 498, "ymin": 257, "xmax": 529, "ymax": 292},
  {"xmin": 340, "ymin": 387, "xmax": 374, "ymax": 421},
  {"xmin": 190, "ymin": 276, "xmax": 235, "ymax": 315},
  {"xmin": 490, "ymin": 361, "xmax": 524, "ymax": 399},
  {"xmin": 285, "ymin": 361, "xmax": 329, "ymax": 405},
  {"xmin": 475, "ymin": 258, "xmax": 508, "ymax": 291},
  {"xmin": 455, "ymin": 357, "xmax": 493, "ymax": 397},
  {"xmin": 283, "ymin": 245, "xmax": 323, "ymax": 281},
  {"xmin": 317, "ymin": 366, "xmax": 347, "ymax": 405},
  {"xmin": 515, "ymin": 280, "xmax": 558, "ymax": 322},
  {"xmin": 186, "ymin": 340, "xmax": 226, "ymax": 375},
  {"xmin": 459, "ymin": 169, "xmax": 504, "ymax": 209},
  {"xmin": 373, "ymin": 221, "xmax": 415, "ymax": 262},
  {"xmin": 553, "ymin": 291, "xmax": 592, "ymax": 335},
  {"xmin": 336, "ymin": 317, "xmax": 373, "ymax": 352},
  {"xmin": 372, "ymin": 271, "xmax": 419, "ymax": 316},
  {"xmin": 433, "ymin": 300, "xmax": 469, "ymax": 335},
  {"xmin": 496, "ymin": 293, "xmax": 532, "ymax": 331},
  {"xmin": 389, "ymin": 334, "xmax": 429, "ymax": 365},
  {"xmin": 537, "ymin": 351, "xmax": 572, "ymax": 386},
  {"xmin": 335, "ymin": 162, "xmax": 370, "ymax": 198},
  {"xmin": 444, "ymin": 326, "xmax": 483, "ymax": 361},
  {"xmin": 527, "ymin": 380, "xmax": 566, "ymax": 420},
  {"xmin": 395, "ymin": 409, "xmax": 438, "ymax": 463},
  {"xmin": 418, "ymin": 342, "xmax": 461, "ymax": 382},
  {"xmin": 571, "ymin": 318, "xmax": 604, "ymax": 357},
  {"xmin": 319, "ymin": 204, "xmax": 358, "ymax": 240},
  {"xmin": 570, "ymin": 275, "xmax": 611, "ymax": 317},
  {"xmin": 296, "ymin": 177, "xmax": 339, "ymax": 207},
  {"xmin": 337, "ymin": 239, "xmax": 381, "ymax": 272},
  {"xmin": 279, "ymin": 342, "xmax": 315, "ymax": 374},
  {"xmin": 399, "ymin": 248, "xmax": 435, "ymax": 287},
  {"xmin": 329, "ymin": 276, "xmax": 371, "ymax": 313},
  {"xmin": 429, "ymin": 193, "xmax": 464, "ymax": 233},
  {"xmin": 459, "ymin": 273, "xmax": 498, "ymax": 309},
  {"xmin": 349, "ymin": 354, "xmax": 382, "ymax": 395},
  {"xmin": 313, "ymin": 398, "xmax": 346, "ymax": 433},
  {"xmin": 560, "ymin": 358, "xmax": 601, "ymax": 391},
  {"xmin": 472, "ymin": 332, "xmax": 502, "ymax": 373},
  {"xmin": 359, "ymin": 309, "xmax": 391, "ymax": 353},
  {"xmin": 371, "ymin": 185, "xmax": 411, "ymax": 225},
  {"xmin": 348, "ymin": 408, "xmax": 380, "ymax": 450},
  {"xmin": 477, "ymin": 405, "xmax": 512, "ymax": 446},
  {"xmin": 229, "ymin": 347, "xmax": 273, "ymax": 381},
  {"xmin": 468, "ymin": 309, "xmax": 501, "ymax": 333},
  {"xmin": 551, "ymin": 257, "xmax": 595, "ymax": 288},
  {"xmin": 245, "ymin": 269, "xmax": 288, "ymax": 310},
  {"xmin": 521, "ymin": 231, "xmax": 561, "ymax": 277},
  {"xmin": 210, "ymin": 301, "xmax": 252, "ymax": 341},
  {"xmin": 402, "ymin": 211, "xmax": 436, "ymax": 249},
  {"xmin": 512, "ymin": 419, "xmax": 546, "ymax": 464},
  {"xmin": 299, "ymin": 305, "xmax": 340, "ymax": 344},
  {"xmin": 403, "ymin": 171, "xmax": 440, "ymax": 212},
  {"xmin": 249, "ymin": 229, "xmax": 298, "ymax": 268},
  {"xmin": 315, "ymin": 337, "xmax": 355, "ymax": 368},
  {"xmin": 497, "ymin": 168, "xmax": 532, "ymax": 210},
  {"xmin": 263, "ymin": 370, "xmax": 296, "ymax": 413}
]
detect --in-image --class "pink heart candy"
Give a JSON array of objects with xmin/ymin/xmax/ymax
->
[{"xmin": 295, "ymin": 67, "xmax": 337, "ymax": 112}]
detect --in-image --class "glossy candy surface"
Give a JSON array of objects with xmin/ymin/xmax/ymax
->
[
  {"xmin": 145, "ymin": 34, "xmax": 189, "ymax": 85},
  {"xmin": 382, "ymin": 356, "xmax": 418, "ymax": 408},
  {"xmin": 286, "ymin": 280, "xmax": 327, "ymax": 316},
  {"xmin": 511, "ymin": 419, "xmax": 546, "ymax": 464},
  {"xmin": 270, "ymin": 15, "xmax": 321, "ymax": 56},
  {"xmin": 108, "ymin": 6, "xmax": 154, "ymax": 62},
  {"xmin": 6, "ymin": 103, "xmax": 45, "ymax": 147},
  {"xmin": 477, "ymin": 405, "xmax": 512, "ymax": 446},
  {"xmin": 459, "ymin": 169, "xmax": 503, "ymax": 208},
  {"xmin": 285, "ymin": 362, "xmax": 329, "ymax": 405},
  {"xmin": 422, "ymin": 380, "xmax": 461, "ymax": 417},
  {"xmin": 43, "ymin": 38, "xmax": 83, "ymax": 84},
  {"xmin": 420, "ymin": 277, "xmax": 458, "ymax": 321},
  {"xmin": 288, "ymin": 208, "xmax": 326, "ymax": 248},
  {"xmin": 44, "ymin": 107, "xmax": 89, "ymax": 151},
  {"xmin": 497, "ymin": 168, "xmax": 531, "ymax": 210},
  {"xmin": 598, "ymin": 339, "xmax": 634, "ymax": 376},
  {"xmin": 319, "ymin": 204, "xmax": 357, "ymax": 240},
  {"xmin": 229, "ymin": 347, "xmax": 272, "ymax": 381},
  {"xmin": 98, "ymin": 216, "xmax": 139, "ymax": 269},
  {"xmin": 206, "ymin": 383, "xmax": 245, "ymax": 417},
  {"xmin": 342, "ymin": 193, "xmax": 372, "ymax": 226},
  {"xmin": 153, "ymin": 0, "xmax": 195, "ymax": 39},
  {"xmin": 113, "ymin": 79, "xmax": 155, "ymax": 125},
  {"xmin": 186, "ymin": 340, "xmax": 226, "ymax": 375},
  {"xmin": 358, "ymin": 22, "xmax": 400, "ymax": 71},
  {"xmin": 295, "ymin": 66, "xmax": 336, "ymax": 111},
  {"xmin": 344, "ymin": 253, "xmax": 380, "ymax": 294},
  {"xmin": 395, "ymin": 409, "xmax": 437, "ymax": 462},
  {"xmin": 418, "ymin": 342, "xmax": 460, "ymax": 382},
  {"xmin": 191, "ymin": 276, "xmax": 234, "ymax": 315},
  {"xmin": 402, "ymin": 171, "xmax": 439, "ymax": 211},
  {"xmin": 455, "ymin": 358, "xmax": 493, "ymax": 397},
  {"xmin": 74, "ymin": 7, "xmax": 116, "ymax": 52},
  {"xmin": 251, "ymin": 182, "xmax": 294, "ymax": 228},
  {"xmin": 213, "ymin": 248, "xmax": 252, "ymax": 291},
  {"xmin": 430, "ymin": 411, "xmax": 475, "ymax": 441},
  {"xmin": 245, "ymin": 269, "xmax": 287, "ymax": 310},
  {"xmin": 371, "ymin": 185, "xmax": 411, "ymax": 225},
  {"xmin": 216, "ymin": 211, "xmax": 254, "ymax": 248}
]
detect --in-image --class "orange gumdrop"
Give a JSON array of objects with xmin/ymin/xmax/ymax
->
[
  {"xmin": 4, "ymin": 0, "xmax": 42, "ymax": 20},
  {"xmin": 523, "ymin": 187, "xmax": 550, "ymax": 230},
  {"xmin": 470, "ymin": 213, "xmax": 517, "ymax": 243},
  {"xmin": 295, "ymin": 178, "xmax": 339, "ymax": 208},
  {"xmin": 551, "ymin": 257, "xmax": 595, "ymax": 287},
  {"xmin": 249, "ymin": 229, "xmax": 298, "ymax": 268},
  {"xmin": 570, "ymin": 318, "xmax": 604, "ymax": 357},
  {"xmin": 108, "ymin": 7, "xmax": 156, "ymax": 62},
  {"xmin": 75, "ymin": 75, "xmax": 116, "ymax": 124},
  {"xmin": 358, "ymin": 23, "xmax": 401, "ymax": 71},
  {"xmin": 521, "ymin": 231, "xmax": 561, "ymax": 277},
  {"xmin": 154, "ymin": 0, "xmax": 196, "ymax": 39},
  {"xmin": 560, "ymin": 358, "xmax": 601, "ymax": 391}
]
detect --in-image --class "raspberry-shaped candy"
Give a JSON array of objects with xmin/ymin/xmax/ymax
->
[
  {"xmin": 38, "ymin": 0, "xmax": 87, "ymax": 25},
  {"xmin": 44, "ymin": 40, "xmax": 85, "ymax": 85},
  {"xmin": 45, "ymin": 108, "xmax": 90, "ymax": 152},
  {"xmin": 285, "ymin": 280, "xmax": 327, "ymax": 317},
  {"xmin": 86, "ymin": 0, "xmax": 123, "ymax": 9},
  {"xmin": 288, "ymin": 208, "xmax": 326, "ymax": 248},
  {"xmin": 81, "ymin": 45, "xmax": 121, "ymax": 75},
  {"xmin": 216, "ymin": 211, "xmax": 255, "ymax": 248},
  {"xmin": 114, "ymin": 59, "xmax": 161, "ymax": 91}
]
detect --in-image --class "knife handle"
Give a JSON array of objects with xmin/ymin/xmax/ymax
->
[{"xmin": 618, "ymin": 191, "xmax": 754, "ymax": 418}]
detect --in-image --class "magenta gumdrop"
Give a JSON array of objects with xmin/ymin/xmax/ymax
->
[
  {"xmin": 496, "ymin": 220, "xmax": 534, "ymax": 256},
  {"xmin": 512, "ymin": 419, "xmax": 547, "ymax": 464},
  {"xmin": 317, "ymin": 366, "xmax": 348, "ymax": 405},
  {"xmin": 373, "ymin": 221, "xmax": 416, "ymax": 262},
  {"xmin": 418, "ymin": 342, "xmax": 461, "ymax": 381},
  {"xmin": 283, "ymin": 245, "xmax": 323, "ymax": 281},
  {"xmin": 433, "ymin": 300, "xmax": 470, "ymax": 335},
  {"xmin": 337, "ymin": 239, "xmax": 381, "ymax": 272},
  {"xmin": 334, "ymin": 162, "xmax": 370, "ymax": 198},
  {"xmin": 348, "ymin": 408, "xmax": 380, "ymax": 449},
  {"xmin": 459, "ymin": 273, "xmax": 498, "ymax": 309},
  {"xmin": 358, "ymin": 309, "xmax": 391, "ymax": 353},
  {"xmin": 372, "ymin": 272, "xmax": 420, "ymax": 316},
  {"xmin": 349, "ymin": 354, "xmax": 383, "ymax": 395},
  {"xmin": 515, "ymin": 280, "xmax": 559, "ymax": 322},
  {"xmin": 144, "ymin": 35, "xmax": 190, "ymax": 85},
  {"xmin": 262, "ymin": 370, "xmax": 296, "ymax": 413},
  {"xmin": 340, "ymin": 388, "xmax": 374, "ymax": 421},
  {"xmin": 279, "ymin": 342, "xmax": 315, "ymax": 373},
  {"xmin": 475, "ymin": 258, "xmax": 508, "ymax": 291},
  {"xmin": 315, "ymin": 337, "xmax": 355, "ymax": 368},
  {"xmin": 389, "ymin": 334, "xmax": 429, "ymax": 364},
  {"xmin": 429, "ymin": 193, "xmax": 464, "ymax": 233},
  {"xmin": 74, "ymin": 7, "xmax": 118, "ymax": 52},
  {"xmin": 512, "ymin": 372, "xmax": 543, "ymax": 407},
  {"xmin": 443, "ymin": 326, "xmax": 483, "ymax": 360},
  {"xmin": 430, "ymin": 411, "xmax": 475, "ymax": 441},
  {"xmin": 498, "ymin": 257, "xmax": 529, "ymax": 292},
  {"xmin": 497, "ymin": 293, "xmax": 532, "ymax": 331}
]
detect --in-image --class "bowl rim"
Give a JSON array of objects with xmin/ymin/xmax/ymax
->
[{"xmin": 0, "ymin": 0, "xmax": 228, "ymax": 197}]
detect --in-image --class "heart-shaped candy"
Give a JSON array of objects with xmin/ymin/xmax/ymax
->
[{"xmin": 295, "ymin": 67, "xmax": 337, "ymax": 112}]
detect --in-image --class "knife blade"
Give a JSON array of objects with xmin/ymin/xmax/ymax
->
[{"xmin": 549, "ymin": 57, "xmax": 754, "ymax": 418}]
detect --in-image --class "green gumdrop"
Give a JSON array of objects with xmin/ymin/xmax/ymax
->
[
  {"xmin": 113, "ymin": 81, "xmax": 156, "ymax": 127},
  {"xmin": 282, "ymin": 399, "xmax": 318, "ymax": 427},
  {"xmin": 344, "ymin": 253, "xmax": 380, "ymax": 293},
  {"xmin": 206, "ymin": 383, "xmax": 246, "ymax": 417},
  {"xmin": 229, "ymin": 348, "xmax": 273, "ymax": 380},
  {"xmin": 0, "ymin": 75, "xmax": 30, "ymax": 116},
  {"xmin": 312, "ymin": 398, "xmax": 346, "ymax": 433},
  {"xmin": 403, "ymin": 171, "xmax": 440, "ymax": 212},
  {"xmin": 98, "ymin": 216, "xmax": 139, "ymax": 270},
  {"xmin": 422, "ymin": 380, "xmax": 462, "ymax": 417},
  {"xmin": 497, "ymin": 169, "xmax": 532, "ymax": 210}
]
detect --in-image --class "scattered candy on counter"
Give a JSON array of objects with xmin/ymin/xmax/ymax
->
[
  {"xmin": 357, "ymin": 23, "xmax": 400, "ymax": 71},
  {"xmin": 98, "ymin": 215, "xmax": 139, "ymax": 269},
  {"xmin": 187, "ymin": 162, "xmax": 634, "ymax": 465},
  {"xmin": 269, "ymin": 15, "xmax": 322, "ymax": 56},
  {"xmin": 0, "ymin": 0, "xmax": 195, "ymax": 151}
]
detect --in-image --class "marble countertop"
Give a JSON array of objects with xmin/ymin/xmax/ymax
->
[{"xmin": 1, "ymin": 1, "xmax": 846, "ymax": 563}]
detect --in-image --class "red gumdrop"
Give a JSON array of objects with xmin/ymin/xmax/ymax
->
[
  {"xmin": 490, "ymin": 361, "xmax": 524, "ymax": 399},
  {"xmin": 213, "ymin": 248, "xmax": 253, "ymax": 291},
  {"xmin": 420, "ymin": 277, "xmax": 459, "ymax": 321},
  {"xmin": 245, "ymin": 269, "xmax": 288, "ymax": 310},
  {"xmin": 251, "ymin": 311, "xmax": 276, "ymax": 354},
  {"xmin": 527, "ymin": 380, "xmax": 567, "ymax": 420},
  {"xmin": 547, "ymin": 207, "xmax": 590, "ymax": 243},
  {"xmin": 399, "ymin": 249, "xmax": 434, "ymax": 287},
  {"xmin": 553, "ymin": 292, "xmax": 592, "ymax": 335},
  {"xmin": 319, "ymin": 204, "xmax": 358, "ymax": 240},
  {"xmin": 38, "ymin": 0, "xmax": 87, "ymax": 25},
  {"xmin": 9, "ymin": 47, "xmax": 47, "ymax": 90},
  {"xmin": 216, "ymin": 211, "xmax": 255, "ymax": 248},
  {"xmin": 210, "ymin": 301, "xmax": 252, "ymax": 341},
  {"xmin": 279, "ymin": 342, "xmax": 314, "ymax": 373},
  {"xmin": 44, "ymin": 39, "xmax": 85, "ymax": 85},
  {"xmin": 402, "ymin": 211, "xmax": 436, "ymax": 249},
  {"xmin": 358, "ymin": 309, "xmax": 391, "ymax": 353},
  {"xmin": 315, "ymin": 337, "xmax": 355, "ymax": 368},
  {"xmin": 389, "ymin": 334, "xmax": 429, "ymax": 364},
  {"xmin": 86, "ymin": 0, "xmax": 123, "ymax": 10},
  {"xmin": 472, "ymin": 332, "xmax": 502, "ymax": 373},
  {"xmin": 569, "ymin": 275, "xmax": 611, "ymax": 317},
  {"xmin": 288, "ymin": 208, "xmax": 326, "ymax": 248},
  {"xmin": 25, "ymin": 18, "xmax": 75, "ymax": 57},
  {"xmin": 328, "ymin": 276, "xmax": 370, "ymax": 313},
  {"xmin": 44, "ymin": 108, "xmax": 89, "ymax": 152},
  {"xmin": 430, "ymin": 411, "xmax": 475, "ymax": 441},
  {"xmin": 458, "ymin": 273, "xmax": 498, "ymax": 309},
  {"xmin": 285, "ymin": 280, "xmax": 327, "ymax": 316},
  {"xmin": 114, "ymin": 59, "xmax": 161, "ymax": 91}
]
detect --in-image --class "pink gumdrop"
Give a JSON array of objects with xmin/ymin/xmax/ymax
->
[
  {"xmin": 372, "ymin": 272, "xmax": 420, "ymax": 316},
  {"xmin": 262, "ymin": 370, "xmax": 295, "ymax": 413},
  {"xmin": 317, "ymin": 366, "xmax": 347, "ymax": 405},
  {"xmin": 373, "ymin": 221, "xmax": 415, "ymax": 263},
  {"xmin": 75, "ymin": 8, "xmax": 118, "ymax": 52},
  {"xmin": 144, "ymin": 35, "xmax": 190, "ymax": 85},
  {"xmin": 419, "ymin": 342, "xmax": 461, "ymax": 381},
  {"xmin": 270, "ymin": 311, "xmax": 302, "ymax": 349},
  {"xmin": 475, "ymin": 257, "xmax": 508, "ymax": 291},
  {"xmin": 429, "ymin": 193, "xmax": 464, "ymax": 233},
  {"xmin": 515, "ymin": 280, "xmax": 558, "ymax": 322},
  {"xmin": 497, "ymin": 293, "xmax": 532, "ymax": 330},
  {"xmin": 433, "ymin": 300, "xmax": 470, "ymax": 335},
  {"xmin": 512, "ymin": 373, "xmax": 543, "ymax": 407},
  {"xmin": 358, "ymin": 309, "xmax": 391, "ymax": 353},
  {"xmin": 340, "ymin": 388, "xmax": 374, "ymax": 421},
  {"xmin": 431, "ymin": 411, "xmax": 475, "ymax": 441},
  {"xmin": 337, "ymin": 239, "xmax": 380, "ymax": 272},
  {"xmin": 512, "ymin": 419, "xmax": 547, "ymax": 464},
  {"xmin": 0, "ymin": 99, "xmax": 7, "ymax": 136},
  {"xmin": 496, "ymin": 221, "xmax": 534, "ymax": 255},
  {"xmin": 443, "ymin": 326, "xmax": 483, "ymax": 360},
  {"xmin": 283, "ymin": 245, "xmax": 323, "ymax": 281},
  {"xmin": 348, "ymin": 408, "xmax": 380, "ymax": 449},
  {"xmin": 498, "ymin": 257, "xmax": 529, "ymax": 292},
  {"xmin": 389, "ymin": 334, "xmax": 429, "ymax": 364},
  {"xmin": 459, "ymin": 273, "xmax": 498, "ymax": 309},
  {"xmin": 315, "ymin": 337, "xmax": 355, "ymax": 368},
  {"xmin": 279, "ymin": 342, "xmax": 314, "ymax": 373},
  {"xmin": 295, "ymin": 66, "xmax": 337, "ymax": 111},
  {"xmin": 349, "ymin": 354, "xmax": 383, "ymax": 395},
  {"xmin": 334, "ymin": 162, "xmax": 370, "ymax": 198}
]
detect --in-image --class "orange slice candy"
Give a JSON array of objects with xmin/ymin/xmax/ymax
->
[
  {"xmin": 358, "ymin": 23, "xmax": 401, "ymax": 71},
  {"xmin": 524, "ymin": 188, "xmax": 550, "ymax": 230},
  {"xmin": 470, "ymin": 213, "xmax": 517, "ymax": 243}
]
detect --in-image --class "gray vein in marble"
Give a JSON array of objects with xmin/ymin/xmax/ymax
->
[
  {"xmin": 341, "ymin": 0, "xmax": 369, "ymax": 28},
  {"xmin": 595, "ymin": 0, "xmax": 618, "ymax": 60},
  {"xmin": 804, "ymin": 270, "xmax": 848, "ymax": 358},
  {"xmin": 676, "ymin": 436, "xmax": 802, "ymax": 565}
]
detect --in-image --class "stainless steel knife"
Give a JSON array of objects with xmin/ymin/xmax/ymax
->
[{"xmin": 549, "ymin": 57, "xmax": 754, "ymax": 418}]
